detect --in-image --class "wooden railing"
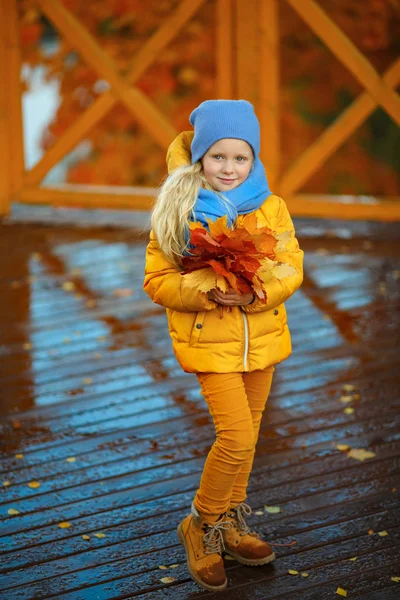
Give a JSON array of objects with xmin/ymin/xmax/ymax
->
[{"xmin": 1, "ymin": 0, "xmax": 399, "ymax": 220}]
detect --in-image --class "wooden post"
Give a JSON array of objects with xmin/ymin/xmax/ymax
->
[
  {"xmin": 0, "ymin": 0, "xmax": 12, "ymax": 215},
  {"xmin": 259, "ymin": 0, "xmax": 280, "ymax": 191},
  {"xmin": 6, "ymin": 0, "xmax": 25, "ymax": 197},
  {"xmin": 216, "ymin": 0, "xmax": 234, "ymax": 98},
  {"xmin": 234, "ymin": 0, "xmax": 258, "ymax": 102}
]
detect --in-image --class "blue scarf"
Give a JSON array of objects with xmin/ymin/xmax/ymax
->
[{"xmin": 191, "ymin": 156, "xmax": 272, "ymax": 229}]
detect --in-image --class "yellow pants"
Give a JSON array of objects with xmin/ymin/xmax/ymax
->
[{"xmin": 193, "ymin": 366, "xmax": 275, "ymax": 523}]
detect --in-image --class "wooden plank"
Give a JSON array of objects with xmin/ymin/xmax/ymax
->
[
  {"xmin": 285, "ymin": 194, "xmax": 400, "ymax": 222},
  {"xmin": 0, "ymin": 0, "xmax": 11, "ymax": 215},
  {"xmin": 36, "ymin": 0, "xmax": 178, "ymax": 149},
  {"xmin": 26, "ymin": 0, "xmax": 205, "ymax": 186},
  {"xmin": 4, "ymin": 0, "xmax": 25, "ymax": 198},
  {"xmin": 285, "ymin": 0, "xmax": 400, "ymax": 127},
  {"xmin": 216, "ymin": 0, "xmax": 234, "ymax": 98},
  {"xmin": 259, "ymin": 0, "xmax": 280, "ymax": 190},
  {"xmin": 280, "ymin": 59, "xmax": 400, "ymax": 196},
  {"xmin": 17, "ymin": 185, "xmax": 156, "ymax": 210}
]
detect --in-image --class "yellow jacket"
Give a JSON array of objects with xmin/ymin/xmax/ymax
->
[{"xmin": 143, "ymin": 132, "xmax": 304, "ymax": 373}]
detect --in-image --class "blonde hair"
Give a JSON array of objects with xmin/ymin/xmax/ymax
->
[{"xmin": 151, "ymin": 161, "xmax": 236, "ymax": 266}]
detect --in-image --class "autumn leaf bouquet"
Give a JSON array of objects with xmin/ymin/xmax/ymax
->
[{"xmin": 181, "ymin": 213, "xmax": 293, "ymax": 306}]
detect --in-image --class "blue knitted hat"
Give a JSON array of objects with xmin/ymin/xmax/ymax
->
[{"xmin": 189, "ymin": 99, "xmax": 260, "ymax": 164}]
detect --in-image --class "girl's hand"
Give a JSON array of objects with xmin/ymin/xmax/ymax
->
[{"xmin": 207, "ymin": 287, "xmax": 255, "ymax": 306}]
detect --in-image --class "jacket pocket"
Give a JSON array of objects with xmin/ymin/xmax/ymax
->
[{"xmin": 189, "ymin": 311, "xmax": 207, "ymax": 346}]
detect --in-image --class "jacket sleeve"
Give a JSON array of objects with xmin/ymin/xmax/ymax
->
[
  {"xmin": 143, "ymin": 230, "xmax": 217, "ymax": 312},
  {"xmin": 243, "ymin": 197, "xmax": 304, "ymax": 314}
]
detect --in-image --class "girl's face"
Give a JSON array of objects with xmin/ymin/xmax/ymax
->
[{"xmin": 202, "ymin": 138, "xmax": 254, "ymax": 191}]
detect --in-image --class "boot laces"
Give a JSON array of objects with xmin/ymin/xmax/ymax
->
[
  {"xmin": 202, "ymin": 519, "xmax": 232, "ymax": 554},
  {"xmin": 230, "ymin": 502, "xmax": 297, "ymax": 547}
]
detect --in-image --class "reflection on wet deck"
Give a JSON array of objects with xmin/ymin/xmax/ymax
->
[{"xmin": 0, "ymin": 212, "xmax": 399, "ymax": 599}]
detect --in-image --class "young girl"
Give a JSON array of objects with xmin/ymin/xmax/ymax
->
[{"xmin": 143, "ymin": 99, "xmax": 303, "ymax": 592}]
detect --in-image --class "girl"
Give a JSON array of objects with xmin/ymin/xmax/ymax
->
[{"xmin": 143, "ymin": 99, "xmax": 303, "ymax": 592}]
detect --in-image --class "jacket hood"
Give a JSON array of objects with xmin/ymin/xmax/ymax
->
[{"xmin": 166, "ymin": 131, "xmax": 194, "ymax": 174}]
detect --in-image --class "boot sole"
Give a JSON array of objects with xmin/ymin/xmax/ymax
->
[
  {"xmin": 223, "ymin": 549, "xmax": 276, "ymax": 566},
  {"xmin": 177, "ymin": 522, "xmax": 228, "ymax": 592}
]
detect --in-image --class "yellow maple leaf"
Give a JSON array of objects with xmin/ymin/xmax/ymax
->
[
  {"xmin": 378, "ymin": 531, "xmax": 388, "ymax": 536},
  {"xmin": 94, "ymin": 532, "xmax": 105, "ymax": 538},
  {"xmin": 391, "ymin": 576, "xmax": 400, "ymax": 582},
  {"xmin": 160, "ymin": 577, "xmax": 175, "ymax": 584},
  {"xmin": 8, "ymin": 508, "xmax": 20, "ymax": 515},
  {"xmin": 336, "ymin": 444, "xmax": 351, "ymax": 451},
  {"xmin": 336, "ymin": 587, "xmax": 348, "ymax": 597},
  {"xmin": 28, "ymin": 481, "xmax": 40, "ymax": 489},
  {"xmin": 344, "ymin": 407, "xmax": 354, "ymax": 414},
  {"xmin": 3, "ymin": 481, "xmax": 10, "ymax": 487},
  {"xmin": 15, "ymin": 454, "xmax": 24, "ymax": 459},
  {"xmin": 288, "ymin": 570, "xmax": 299, "ymax": 575},
  {"xmin": 158, "ymin": 565, "xmax": 168, "ymax": 570},
  {"xmin": 347, "ymin": 449, "xmax": 376, "ymax": 461},
  {"xmin": 301, "ymin": 572, "xmax": 309, "ymax": 577},
  {"xmin": 82, "ymin": 535, "xmax": 90, "ymax": 540},
  {"xmin": 275, "ymin": 230, "xmax": 293, "ymax": 252},
  {"xmin": 58, "ymin": 522, "xmax": 71, "ymax": 529},
  {"xmin": 66, "ymin": 457, "xmax": 76, "ymax": 462},
  {"xmin": 183, "ymin": 267, "xmax": 228, "ymax": 295},
  {"xmin": 62, "ymin": 281, "xmax": 75, "ymax": 291},
  {"xmin": 272, "ymin": 262, "xmax": 297, "ymax": 279},
  {"xmin": 169, "ymin": 564, "xmax": 179, "ymax": 568},
  {"xmin": 349, "ymin": 557, "xmax": 357, "ymax": 561}
]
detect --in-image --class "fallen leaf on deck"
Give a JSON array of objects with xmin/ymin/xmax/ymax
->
[
  {"xmin": 58, "ymin": 522, "xmax": 71, "ymax": 528},
  {"xmin": 336, "ymin": 444, "xmax": 351, "ymax": 451},
  {"xmin": 113, "ymin": 288, "xmax": 134, "ymax": 297},
  {"xmin": 12, "ymin": 421, "xmax": 21, "ymax": 429},
  {"xmin": 264, "ymin": 505, "xmax": 281, "ymax": 513},
  {"xmin": 301, "ymin": 572, "xmax": 309, "ymax": 577},
  {"xmin": 82, "ymin": 378, "xmax": 93, "ymax": 385},
  {"xmin": 288, "ymin": 570, "xmax": 299, "ymax": 575},
  {"xmin": 62, "ymin": 281, "xmax": 76, "ymax": 291},
  {"xmin": 336, "ymin": 587, "xmax": 348, "ymax": 597},
  {"xmin": 63, "ymin": 338, "xmax": 71, "ymax": 344},
  {"xmin": 347, "ymin": 449, "xmax": 376, "ymax": 461},
  {"xmin": 86, "ymin": 300, "xmax": 96, "ymax": 308},
  {"xmin": 391, "ymin": 576, "xmax": 400, "ymax": 582},
  {"xmin": 23, "ymin": 343, "xmax": 32, "ymax": 350},
  {"xmin": 28, "ymin": 481, "xmax": 40, "ymax": 489},
  {"xmin": 254, "ymin": 510, "xmax": 264, "ymax": 515},
  {"xmin": 169, "ymin": 564, "xmax": 179, "ymax": 568},
  {"xmin": 368, "ymin": 529, "xmax": 374, "ymax": 534},
  {"xmin": 160, "ymin": 577, "xmax": 176, "ymax": 584},
  {"xmin": 349, "ymin": 557, "xmax": 357, "ymax": 561},
  {"xmin": 344, "ymin": 407, "xmax": 354, "ymax": 414},
  {"xmin": 8, "ymin": 508, "xmax": 20, "ymax": 515},
  {"xmin": 3, "ymin": 481, "xmax": 10, "ymax": 487},
  {"xmin": 82, "ymin": 535, "xmax": 90, "ymax": 540},
  {"xmin": 340, "ymin": 395, "xmax": 353, "ymax": 403},
  {"xmin": 15, "ymin": 454, "xmax": 24, "ymax": 459},
  {"xmin": 158, "ymin": 565, "xmax": 168, "ymax": 570},
  {"xmin": 66, "ymin": 457, "xmax": 76, "ymax": 462},
  {"xmin": 342, "ymin": 384, "xmax": 355, "ymax": 392},
  {"xmin": 94, "ymin": 533, "xmax": 105, "ymax": 538},
  {"xmin": 378, "ymin": 531, "xmax": 388, "ymax": 536}
]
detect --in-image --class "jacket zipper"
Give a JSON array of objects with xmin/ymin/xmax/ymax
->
[{"xmin": 241, "ymin": 308, "xmax": 249, "ymax": 371}]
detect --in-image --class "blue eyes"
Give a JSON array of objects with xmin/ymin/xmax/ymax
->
[{"xmin": 213, "ymin": 155, "xmax": 247, "ymax": 161}]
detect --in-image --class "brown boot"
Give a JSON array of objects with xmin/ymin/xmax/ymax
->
[
  {"xmin": 177, "ymin": 502, "xmax": 233, "ymax": 591},
  {"xmin": 222, "ymin": 502, "xmax": 276, "ymax": 566}
]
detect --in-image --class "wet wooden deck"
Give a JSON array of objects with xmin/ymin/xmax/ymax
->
[{"xmin": 0, "ymin": 208, "xmax": 399, "ymax": 600}]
